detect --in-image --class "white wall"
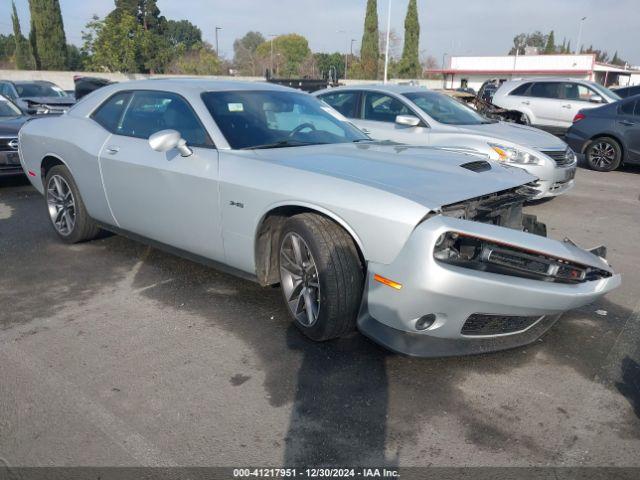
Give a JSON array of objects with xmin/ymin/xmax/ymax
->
[
  {"xmin": 450, "ymin": 54, "xmax": 595, "ymax": 73},
  {"xmin": 0, "ymin": 69, "xmax": 445, "ymax": 91}
]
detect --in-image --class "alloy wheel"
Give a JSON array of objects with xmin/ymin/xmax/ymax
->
[
  {"xmin": 47, "ymin": 174, "xmax": 76, "ymax": 236},
  {"xmin": 280, "ymin": 232, "xmax": 321, "ymax": 327},
  {"xmin": 589, "ymin": 142, "xmax": 616, "ymax": 169}
]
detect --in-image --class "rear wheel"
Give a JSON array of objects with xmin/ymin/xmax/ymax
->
[
  {"xmin": 586, "ymin": 137, "xmax": 622, "ymax": 172},
  {"xmin": 278, "ymin": 213, "xmax": 364, "ymax": 341},
  {"xmin": 45, "ymin": 165, "xmax": 101, "ymax": 243}
]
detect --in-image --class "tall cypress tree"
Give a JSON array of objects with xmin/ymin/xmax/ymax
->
[
  {"xmin": 11, "ymin": 1, "xmax": 34, "ymax": 69},
  {"xmin": 360, "ymin": 0, "xmax": 379, "ymax": 79},
  {"xmin": 398, "ymin": 0, "xmax": 420, "ymax": 78},
  {"xmin": 29, "ymin": 0, "xmax": 68, "ymax": 70},
  {"xmin": 544, "ymin": 30, "xmax": 556, "ymax": 54}
]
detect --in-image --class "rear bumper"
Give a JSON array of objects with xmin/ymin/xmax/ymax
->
[{"xmin": 358, "ymin": 216, "xmax": 621, "ymax": 357}]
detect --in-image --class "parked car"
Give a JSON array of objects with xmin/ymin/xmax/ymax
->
[
  {"xmin": 0, "ymin": 94, "xmax": 30, "ymax": 178},
  {"xmin": 0, "ymin": 80, "xmax": 75, "ymax": 115},
  {"xmin": 491, "ymin": 78, "xmax": 621, "ymax": 134},
  {"xmin": 565, "ymin": 94, "xmax": 640, "ymax": 171},
  {"xmin": 74, "ymin": 76, "xmax": 115, "ymax": 101},
  {"xmin": 315, "ymin": 85, "xmax": 577, "ymax": 199},
  {"xmin": 19, "ymin": 80, "xmax": 620, "ymax": 357},
  {"xmin": 612, "ymin": 84, "xmax": 640, "ymax": 99}
]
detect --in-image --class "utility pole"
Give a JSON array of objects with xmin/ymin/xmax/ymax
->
[
  {"xmin": 268, "ymin": 34, "xmax": 278, "ymax": 78},
  {"xmin": 383, "ymin": 0, "xmax": 392, "ymax": 83},
  {"xmin": 441, "ymin": 52, "xmax": 448, "ymax": 88},
  {"xmin": 576, "ymin": 17, "xmax": 587, "ymax": 54},
  {"xmin": 215, "ymin": 26, "xmax": 222, "ymax": 56}
]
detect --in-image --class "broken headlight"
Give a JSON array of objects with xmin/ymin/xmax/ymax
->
[{"xmin": 433, "ymin": 232, "xmax": 610, "ymax": 284}]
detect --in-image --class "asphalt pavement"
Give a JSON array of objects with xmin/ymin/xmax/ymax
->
[{"xmin": 0, "ymin": 164, "xmax": 639, "ymax": 467}]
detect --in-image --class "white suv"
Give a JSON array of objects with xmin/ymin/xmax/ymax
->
[{"xmin": 491, "ymin": 79, "xmax": 621, "ymax": 133}]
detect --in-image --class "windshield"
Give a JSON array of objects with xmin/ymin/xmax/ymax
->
[
  {"xmin": 0, "ymin": 96, "xmax": 22, "ymax": 117},
  {"xmin": 403, "ymin": 91, "xmax": 491, "ymax": 125},
  {"xmin": 590, "ymin": 82, "xmax": 621, "ymax": 101},
  {"xmin": 201, "ymin": 90, "xmax": 369, "ymax": 149},
  {"xmin": 16, "ymin": 83, "xmax": 68, "ymax": 98}
]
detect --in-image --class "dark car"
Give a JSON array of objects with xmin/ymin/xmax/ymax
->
[
  {"xmin": 0, "ymin": 94, "xmax": 30, "ymax": 177},
  {"xmin": 0, "ymin": 80, "xmax": 75, "ymax": 115},
  {"xmin": 613, "ymin": 84, "xmax": 640, "ymax": 99},
  {"xmin": 565, "ymin": 95, "xmax": 640, "ymax": 172}
]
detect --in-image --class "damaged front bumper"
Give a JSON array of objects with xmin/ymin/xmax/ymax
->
[{"xmin": 358, "ymin": 215, "xmax": 621, "ymax": 357}]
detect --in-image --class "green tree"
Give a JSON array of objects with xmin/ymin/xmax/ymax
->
[
  {"xmin": 28, "ymin": 0, "xmax": 68, "ymax": 70},
  {"xmin": 544, "ymin": 30, "xmax": 556, "ymax": 54},
  {"xmin": 66, "ymin": 44, "xmax": 87, "ymax": 71},
  {"xmin": 397, "ymin": 0, "xmax": 420, "ymax": 78},
  {"xmin": 256, "ymin": 34, "xmax": 311, "ymax": 77},
  {"xmin": 233, "ymin": 31, "xmax": 265, "ymax": 76},
  {"xmin": 11, "ymin": 1, "xmax": 34, "ymax": 69},
  {"xmin": 508, "ymin": 31, "xmax": 547, "ymax": 55},
  {"xmin": 164, "ymin": 20, "xmax": 202, "ymax": 50},
  {"xmin": 166, "ymin": 42, "xmax": 222, "ymax": 75},
  {"xmin": 360, "ymin": 0, "xmax": 379, "ymax": 79},
  {"xmin": 313, "ymin": 52, "xmax": 346, "ymax": 80}
]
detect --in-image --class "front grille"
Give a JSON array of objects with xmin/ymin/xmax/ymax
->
[
  {"xmin": 461, "ymin": 314, "xmax": 543, "ymax": 336},
  {"xmin": 542, "ymin": 148, "xmax": 575, "ymax": 167},
  {"xmin": 0, "ymin": 137, "xmax": 18, "ymax": 152}
]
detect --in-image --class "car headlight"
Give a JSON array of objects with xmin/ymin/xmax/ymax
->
[{"xmin": 489, "ymin": 143, "xmax": 543, "ymax": 165}]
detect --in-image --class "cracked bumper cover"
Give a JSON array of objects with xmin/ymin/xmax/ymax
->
[{"xmin": 358, "ymin": 215, "xmax": 621, "ymax": 357}]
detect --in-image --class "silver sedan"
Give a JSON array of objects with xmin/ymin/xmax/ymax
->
[
  {"xmin": 18, "ymin": 80, "xmax": 620, "ymax": 357},
  {"xmin": 315, "ymin": 85, "xmax": 577, "ymax": 199}
]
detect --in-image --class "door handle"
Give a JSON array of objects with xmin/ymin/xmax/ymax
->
[
  {"xmin": 619, "ymin": 120, "xmax": 636, "ymax": 126},
  {"xmin": 562, "ymin": 104, "xmax": 572, "ymax": 109},
  {"xmin": 521, "ymin": 101, "xmax": 530, "ymax": 105},
  {"xmin": 361, "ymin": 128, "xmax": 371, "ymax": 134},
  {"xmin": 105, "ymin": 146, "xmax": 120, "ymax": 154}
]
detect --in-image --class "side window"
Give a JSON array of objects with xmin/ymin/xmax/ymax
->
[
  {"xmin": 562, "ymin": 83, "xmax": 599, "ymax": 102},
  {"xmin": 318, "ymin": 92, "xmax": 359, "ymax": 118},
  {"xmin": 119, "ymin": 91, "xmax": 213, "ymax": 147},
  {"xmin": 91, "ymin": 91, "xmax": 132, "ymax": 133},
  {"xmin": 363, "ymin": 92, "xmax": 410, "ymax": 123},
  {"xmin": 509, "ymin": 83, "xmax": 532, "ymax": 96},
  {"xmin": 530, "ymin": 82, "xmax": 561, "ymax": 99}
]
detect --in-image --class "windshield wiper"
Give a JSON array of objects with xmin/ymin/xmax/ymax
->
[{"xmin": 241, "ymin": 140, "xmax": 326, "ymax": 150}]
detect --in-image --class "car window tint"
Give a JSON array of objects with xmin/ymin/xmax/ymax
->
[
  {"xmin": 509, "ymin": 83, "xmax": 531, "ymax": 96},
  {"xmin": 363, "ymin": 92, "xmax": 410, "ymax": 123},
  {"xmin": 119, "ymin": 91, "xmax": 213, "ymax": 147},
  {"xmin": 620, "ymin": 100, "xmax": 637, "ymax": 116},
  {"xmin": 530, "ymin": 82, "xmax": 561, "ymax": 99},
  {"xmin": 562, "ymin": 83, "xmax": 599, "ymax": 102},
  {"xmin": 91, "ymin": 91, "xmax": 132, "ymax": 133},
  {"xmin": 319, "ymin": 92, "xmax": 358, "ymax": 118}
]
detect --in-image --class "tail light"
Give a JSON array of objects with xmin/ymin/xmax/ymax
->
[{"xmin": 573, "ymin": 113, "xmax": 586, "ymax": 123}]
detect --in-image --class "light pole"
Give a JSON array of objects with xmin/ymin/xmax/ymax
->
[
  {"xmin": 383, "ymin": 0, "xmax": 392, "ymax": 83},
  {"xmin": 441, "ymin": 52, "xmax": 448, "ymax": 88},
  {"xmin": 576, "ymin": 16, "xmax": 587, "ymax": 54},
  {"xmin": 215, "ymin": 26, "xmax": 222, "ymax": 56},
  {"xmin": 337, "ymin": 30, "xmax": 352, "ymax": 80},
  {"xmin": 268, "ymin": 34, "xmax": 278, "ymax": 78}
]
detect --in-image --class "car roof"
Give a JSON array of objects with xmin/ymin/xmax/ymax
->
[
  {"xmin": 315, "ymin": 84, "xmax": 430, "ymax": 95},
  {"xmin": 105, "ymin": 78, "xmax": 296, "ymax": 95},
  {"xmin": 13, "ymin": 80, "xmax": 56, "ymax": 86},
  {"xmin": 502, "ymin": 77, "xmax": 597, "ymax": 85}
]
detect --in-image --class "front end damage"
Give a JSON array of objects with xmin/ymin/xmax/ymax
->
[{"xmin": 357, "ymin": 187, "xmax": 621, "ymax": 357}]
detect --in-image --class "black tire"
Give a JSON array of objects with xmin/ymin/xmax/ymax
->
[
  {"xmin": 585, "ymin": 137, "xmax": 622, "ymax": 172},
  {"xmin": 278, "ymin": 213, "xmax": 364, "ymax": 341},
  {"xmin": 44, "ymin": 164, "xmax": 101, "ymax": 243}
]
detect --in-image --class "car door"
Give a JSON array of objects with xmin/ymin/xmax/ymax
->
[
  {"xmin": 98, "ymin": 90, "xmax": 224, "ymax": 261},
  {"xmin": 526, "ymin": 82, "xmax": 566, "ymax": 128},
  {"xmin": 558, "ymin": 82, "xmax": 605, "ymax": 127},
  {"xmin": 619, "ymin": 99, "xmax": 640, "ymax": 162},
  {"xmin": 358, "ymin": 91, "xmax": 430, "ymax": 144}
]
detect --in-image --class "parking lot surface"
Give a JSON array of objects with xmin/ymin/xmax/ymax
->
[{"xmin": 0, "ymin": 164, "xmax": 639, "ymax": 467}]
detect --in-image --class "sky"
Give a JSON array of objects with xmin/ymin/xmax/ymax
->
[{"xmin": 1, "ymin": 0, "xmax": 639, "ymax": 66}]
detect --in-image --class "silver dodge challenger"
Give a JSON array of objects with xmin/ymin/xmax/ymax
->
[{"xmin": 18, "ymin": 80, "xmax": 621, "ymax": 357}]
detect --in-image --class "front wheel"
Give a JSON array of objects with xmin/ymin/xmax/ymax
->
[
  {"xmin": 586, "ymin": 137, "xmax": 622, "ymax": 172},
  {"xmin": 45, "ymin": 165, "xmax": 101, "ymax": 243},
  {"xmin": 278, "ymin": 213, "xmax": 364, "ymax": 341}
]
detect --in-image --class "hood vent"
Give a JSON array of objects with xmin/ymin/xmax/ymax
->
[{"xmin": 460, "ymin": 160, "xmax": 492, "ymax": 173}]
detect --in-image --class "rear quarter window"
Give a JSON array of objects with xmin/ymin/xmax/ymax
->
[{"xmin": 509, "ymin": 83, "xmax": 532, "ymax": 96}]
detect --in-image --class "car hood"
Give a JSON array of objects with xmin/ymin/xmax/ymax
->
[
  {"xmin": 20, "ymin": 96, "xmax": 75, "ymax": 106},
  {"xmin": 250, "ymin": 142, "xmax": 536, "ymax": 210},
  {"xmin": 0, "ymin": 116, "xmax": 29, "ymax": 136},
  {"xmin": 454, "ymin": 122, "xmax": 567, "ymax": 150}
]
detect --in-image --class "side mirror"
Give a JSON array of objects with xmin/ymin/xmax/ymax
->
[
  {"xmin": 589, "ymin": 95, "xmax": 604, "ymax": 104},
  {"xmin": 395, "ymin": 114, "xmax": 421, "ymax": 127},
  {"xmin": 148, "ymin": 129, "xmax": 193, "ymax": 157}
]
